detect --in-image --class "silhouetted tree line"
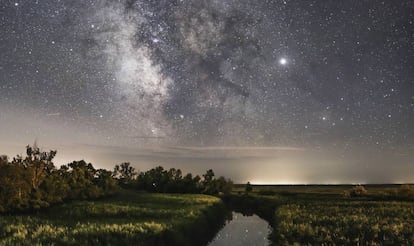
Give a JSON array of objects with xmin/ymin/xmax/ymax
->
[
  {"xmin": 135, "ymin": 166, "xmax": 233, "ymax": 194},
  {"xmin": 0, "ymin": 145, "xmax": 118, "ymax": 213},
  {"xmin": 0, "ymin": 145, "xmax": 233, "ymax": 213},
  {"xmin": 113, "ymin": 163, "xmax": 233, "ymax": 195}
]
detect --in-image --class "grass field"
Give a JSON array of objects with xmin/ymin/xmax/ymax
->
[
  {"xmin": 0, "ymin": 190, "xmax": 225, "ymax": 246},
  {"xmin": 230, "ymin": 184, "xmax": 414, "ymax": 245},
  {"xmin": 2, "ymin": 185, "xmax": 414, "ymax": 245},
  {"xmin": 275, "ymin": 200, "xmax": 414, "ymax": 245},
  {"xmin": 232, "ymin": 184, "xmax": 404, "ymax": 197}
]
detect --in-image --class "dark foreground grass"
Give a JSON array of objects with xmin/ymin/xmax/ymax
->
[{"xmin": 0, "ymin": 190, "xmax": 226, "ymax": 246}]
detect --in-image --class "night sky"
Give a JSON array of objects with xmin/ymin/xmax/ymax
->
[{"xmin": 1, "ymin": 0, "xmax": 413, "ymax": 184}]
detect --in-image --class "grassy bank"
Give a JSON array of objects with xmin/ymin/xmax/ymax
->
[
  {"xmin": 2, "ymin": 185, "xmax": 414, "ymax": 245},
  {"xmin": 230, "ymin": 184, "xmax": 414, "ymax": 245},
  {"xmin": 274, "ymin": 200, "xmax": 414, "ymax": 245},
  {"xmin": 0, "ymin": 190, "xmax": 226, "ymax": 245}
]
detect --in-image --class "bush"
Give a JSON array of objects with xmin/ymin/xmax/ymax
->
[
  {"xmin": 344, "ymin": 185, "xmax": 368, "ymax": 198},
  {"xmin": 370, "ymin": 184, "xmax": 414, "ymax": 201},
  {"xmin": 385, "ymin": 184, "xmax": 414, "ymax": 200},
  {"xmin": 397, "ymin": 184, "xmax": 414, "ymax": 198},
  {"xmin": 245, "ymin": 182, "xmax": 253, "ymax": 193}
]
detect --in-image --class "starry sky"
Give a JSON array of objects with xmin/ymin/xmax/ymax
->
[{"xmin": 1, "ymin": 0, "xmax": 413, "ymax": 184}]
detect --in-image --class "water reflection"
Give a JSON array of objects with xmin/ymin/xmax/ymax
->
[{"xmin": 208, "ymin": 212, "xmax": 271, "ymax": 246}]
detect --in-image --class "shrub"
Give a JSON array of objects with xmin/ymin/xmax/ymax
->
[
  {"xmin": 397, "ymin": 184, "xmax": 414, "ymax": 197},
  {"xmin": 245, "ymin": 182, "xmax": 253, "ymax": 193},
  {"xmin": 344, "ymin": 185, "xmax": 368, "ymax": 198}
]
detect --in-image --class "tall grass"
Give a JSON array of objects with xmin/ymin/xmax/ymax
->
[
  {"xmin": 0, "ymin": 190, "xmax": 224, "ymax": 245},
  {"xmin": 275, "ymin": 200, "xmax": 414, "ymax": 245}
]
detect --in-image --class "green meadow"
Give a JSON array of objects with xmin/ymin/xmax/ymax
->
[
  {"xmin": 275, "ymin": 200, "xmax": 414, "ymax": 245},
  {"xmin": 0, "ymin": 190, "xmax": 225, "ymax": 246},
  {"xmin": 2, "ymin": 184, "xmax": 414, "ymax": 245},
  {"xmin": 230, "ymin": 184, "xmax": 414, "ymax": 245}
]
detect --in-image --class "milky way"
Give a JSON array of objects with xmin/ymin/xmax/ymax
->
[{"xmin": 1, "ymin": 0, "xmax": 413, "ymax": 183}]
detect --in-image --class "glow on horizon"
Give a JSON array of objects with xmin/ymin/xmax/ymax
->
[
  {"xmin": 249, "ymin": 179, "xmax": 306, "ymax": 185},
  {"xmin": 247, "ymin": 180, "xmax": 359, "ymax": 185}
]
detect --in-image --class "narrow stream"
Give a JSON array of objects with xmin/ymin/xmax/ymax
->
[{"xmin": 208, "ymin": 212, "xmax": 271, "ymax": 246}]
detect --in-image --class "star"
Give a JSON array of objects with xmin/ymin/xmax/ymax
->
[{"xmin": 279, "ymin": 58, "xmax": 287, "ymax": 65}]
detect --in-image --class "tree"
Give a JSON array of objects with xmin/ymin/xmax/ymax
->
[
  {"xmin": 40, "ymin": 167, "xmax": 70, "ymax": 203},
  {"xmin": 203, "ymin": 169, "xmax": 215, "ymax": 184},
  {"xmin": 192, "ymin": 175, "xmax": 202, "ymax": 193},
  {"xmin": 200, "ymin": 170, "xmax": 233, "ymax": 195},
  {"xmin": 3, "ymin": 145, "xmax": 58, "ymax": 210},
  {"xmin": 0, "ymin": 145, "xmax": 119, "ymax": 213},
  {"xmin": 215, "ymin": 176, "xmax": 233, "ymax": 195},
  {"xmin": 67, "ymin": 160, "xmax": 100, "ymax": 199},
  {"xmin": 182, "ymin": 173, "xmax": 202, "ymax": 193},
  {"xmin": 0, "ymin": 157, "xmax": 31, "ymax": 211},
  {"xmin": 13, "ymin": 145, "xmax": 57, "ymax": 191},
  {"xmin": 113, "ymin": 162, "xmax": 137, "ymax": 187},
  {"xmin": 135, "ymin": 166, "xmax": 166, "ymax": 192},
  {"xmin": 135, "ymin": 166, "xmax": 206, "ymax": 194},
  {"xmin": 202, "ymin": 169, "xmax": 216, "ymax": 194},
  {"xmin": 95, "ymin": 169, "xmax": 118, "ymax": 195}
]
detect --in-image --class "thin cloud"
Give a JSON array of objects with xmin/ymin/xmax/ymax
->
[{"xmin": 168, "ymin": 146, "xmax": 306, "ymax": 151}]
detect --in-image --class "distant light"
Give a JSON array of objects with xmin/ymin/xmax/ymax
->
[
  {"xmin": 14, "ymin": 2, "xmax": 19, "ymax": 6},
  {"xmin": 279, "ymin": 58, "xmax": 287, "ymax": 65}
]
